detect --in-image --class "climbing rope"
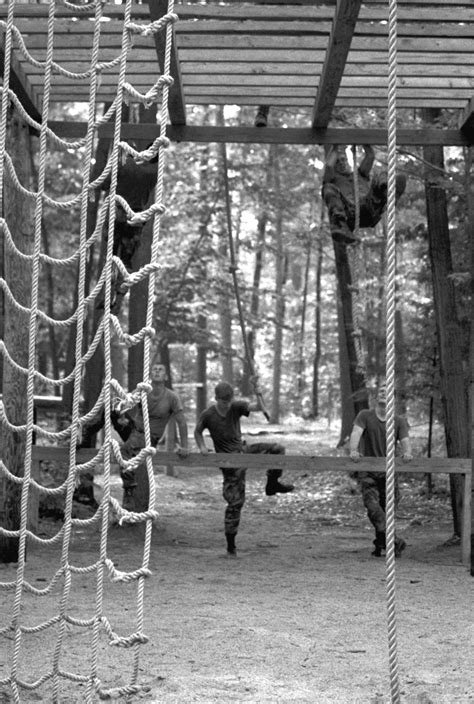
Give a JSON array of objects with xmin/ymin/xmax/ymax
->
[
  {"xmin": 221, "ymin": 143, "xmax": 270, "ymax": 420},
  {"xmin": 385, "ymin": 0, "xmax": 401, "ymax": 702},
  {"xmin": 0, "ymin": 0, "xmax": 176, "ymax": 700},
  {"xmin": 350, "ymin": 145, "xmax": 369, "ymax": 381}
]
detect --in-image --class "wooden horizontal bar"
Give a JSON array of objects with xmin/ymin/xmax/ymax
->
[
  {"xmin": 47, "ymin": 122, "xmax": 472, "ymax": 146},
  {"xmin": 31, "ymin": 446, "xmax": 471, "ymax": 475},
  {"xmin": 3, "ymin": 3, "xmax": 472, "ymax": 23}
]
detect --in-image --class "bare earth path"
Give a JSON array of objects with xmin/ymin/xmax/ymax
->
[{"xmin": 0, "ymin": 422, "xmax": 472, "ymax": 703}]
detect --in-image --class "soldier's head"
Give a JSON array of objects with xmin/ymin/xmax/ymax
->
[
  {"xmin": 215, "ymin": 381, "xmax": 234, "ymax": 414},
  {"xmin": 150, "ymin": 363, "xmax": 167, "ymax": 383}
]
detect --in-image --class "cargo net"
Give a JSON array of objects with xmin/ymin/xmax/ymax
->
[{"xmin": 0, "ymin": 0, "xmax": 177, "ymax": 700}]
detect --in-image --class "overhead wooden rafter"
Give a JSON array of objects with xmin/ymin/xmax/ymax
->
[{"xmin": 0, "ymin": 0, "xmax": 472, "ymax": 145}]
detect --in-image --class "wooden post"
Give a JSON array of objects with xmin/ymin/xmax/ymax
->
[
  {"xmin": 461, "ymin": 465, "xmax": 472, "ymax": 567},
  {"xmin": 164, "ymin": 417, "xmax": 176, "ymax": 477}
]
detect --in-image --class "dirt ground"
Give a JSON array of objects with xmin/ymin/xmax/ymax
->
[{"xmin": 0, "ymin": 421, "xmax": 472, "ymax": 703}]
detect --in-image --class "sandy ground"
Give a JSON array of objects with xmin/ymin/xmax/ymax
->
[{"xmin": 0, "ymin": 424, "xmax": 472, "ymax": 703}]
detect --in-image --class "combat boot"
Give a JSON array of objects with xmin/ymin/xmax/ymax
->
[
  {"xmin": 265, "ymin": 475, "xmax": 295, "ymax": 496},
  {"xmin": 122, "ymin": 487, "xmax": 136, "ymax": 512}
]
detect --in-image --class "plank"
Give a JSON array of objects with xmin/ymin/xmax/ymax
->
[
  {"xmin": 47, "ymin": 122, "xmax": 471, "ymax": 146},
  {"xmin": 0, "ymin": 35, "xmax": 42, "ymax": 122},
  {"xmin": 175, "ymin": 49, "xmax": 472, "ymax": 64},
  {"xmin": 2, "ymin": 4, "xmax": 473, "ymax": 23},
  {"xmin": 30, "ymin": 446, "xmax": 471, "ymax": 475},
  {"xmin": 310, "ymin": 0, "xmax": 361, "ymax": 129},
  {"xmin": 174, "ymin": 35, "xmax": 473, "ymax": 53}
]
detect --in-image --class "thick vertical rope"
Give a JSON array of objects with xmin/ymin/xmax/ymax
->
[
  {"xmin": 131, "ymin": 0, "xmax": 176, "ymax": 689},
  {"xmin": 86, "ymin": 0, "xmax": 133, "ymax": 698},
  {"xmin": 52, "ymin": 0, "xmax": 106, "ymax": 701},
  {"xmin": 10, "ymin": 2, "xmax": 57, "ymax": 702},
  {"xmin": 385, "ymin": 0, "xmax": 400, "ymax": 701}
]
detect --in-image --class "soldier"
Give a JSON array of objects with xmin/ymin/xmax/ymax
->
[
  {"xmin": 194, "ymin": 381, "xmax": 294, "ymax": 557},
  {"xmin": 348, "ymin": 384, "xmax": 413, "ymax": 557},
  {"xmin": 120, "ymin": 363, "xmax": 189, "ymax": 511},
  {"xmin": 322, "ymin": 144, "xmax": 406, "ymax": 245}
]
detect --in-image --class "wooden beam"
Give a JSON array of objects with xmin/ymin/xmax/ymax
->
[
  {"xmin": 310, "ymin": 0, "xmax": 361, "ymax": 128},
  {"xmin": 147, "ymin": 0, "xmax": 186, "ymax": 125},
  {"xmin": 31, "ymin": 446, "xmax": 471, "ymax": 475},
  {"xmin": 459, "ymin": 96, "xmax": 474, "ymax": 141},
  {"xmin": 48, "ymin": 122, "xmax": 472, "ymax": 146},
  {"xmin": 28, "ymin": 445, "xmax": 473, "ymax": 566},
  {"xmin": 0, "ymin": 38, "xmax": 42, "ymax": 124}
]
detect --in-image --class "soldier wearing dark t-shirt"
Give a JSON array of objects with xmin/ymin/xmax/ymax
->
[
  {"xmin": 120, "ymin": 363, "xmax": 189, "ymax": 511},
  {"xmin": 194, "ymin": 381, "xmax": 294, "ymax": 556},
  {"xmin": 349, "ymin": 385, "xmax": 413, "ymax": 557}
]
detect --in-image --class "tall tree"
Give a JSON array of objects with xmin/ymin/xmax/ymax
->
[{"xmin": 270, "ymin": 146, "xmax": 287, "ymax": 423}]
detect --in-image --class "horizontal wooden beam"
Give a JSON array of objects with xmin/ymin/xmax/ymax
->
[
  {"xmin": 47, "ymin": 122, "xmax": 472, "ymax": 146},
  {"xmin": 2, "ymin": 3, "xmax": 472, "ymax": 23},
  {"xmin": 31, "ymin": 446, "xmax": 471, "ymax": 475}
]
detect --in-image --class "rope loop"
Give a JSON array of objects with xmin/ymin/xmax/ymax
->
[{"xmin": 127, "ymin": 12, "xmax": 178, "ymax": 37}]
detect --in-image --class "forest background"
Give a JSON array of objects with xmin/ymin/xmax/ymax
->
[
  {"xmin": 0, "ymin": 102, "xmax": 471, "ymax": 535},
  {"xmin": 30, "ymin": 104, "xmax": 471, "ymax": 429}
]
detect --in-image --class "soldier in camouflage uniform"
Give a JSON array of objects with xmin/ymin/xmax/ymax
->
[
  {"xmin": 321, "ymin": 144, "xmax": 406, "ymax": 245},
  {"xmin": 194, "ymin": 382, "xmax": 294, "ymax": 556}
]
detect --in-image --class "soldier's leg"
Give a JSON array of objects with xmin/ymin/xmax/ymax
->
[
  {"xmin": 360, "ymin": 172, "xmax": 406, "ymax": 228},
  {"xmin": 321, "ymin": 183, "xmax": 359, "ymax": 244},
  {"xmin": 120, "ymin": 430, "xmax": 146, "ymax": 511},
  {"xmin": 381, "ymin": 476, "xmax": 406, "ymax": 557},
  {"xmin": 254, "ymin": 105, "xmax": 270, "ymax": 127},
  {"xmin": 358, "ymin": 474, "xmax": 386, "ymax": 555},
  {"xmin": 245, "ymin": 443, "xmax": 294, "ymax": 495},
  {"xmin": 221, "ymin": 468, "xmax": 247, "ymax": 554}
]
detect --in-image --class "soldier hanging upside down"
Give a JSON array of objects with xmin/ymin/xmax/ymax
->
[
  {"xmin": 106, "ymin": 147, "xmax": 159, "ymax": 271},
  {"xmin": 321, "ymin": 144, "xmax": 406, "ymax": 245}
]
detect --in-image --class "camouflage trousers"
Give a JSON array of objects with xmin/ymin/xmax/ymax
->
[
  {"xmin": 357, "ymin": 472, "xmax": 400, "ymax": 534},
  {"xmin": 221, "ymin": 442, "xmax": 285, "ymax": 535}
]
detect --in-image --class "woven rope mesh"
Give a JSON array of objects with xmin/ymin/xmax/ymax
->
[{"xmin": 0, "ymin": 1, "xmax": 175, "ymax": 700}]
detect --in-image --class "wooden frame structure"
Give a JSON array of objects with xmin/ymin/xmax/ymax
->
[
  {"xmin": 31, "ymin": 446, "xmax": 472, "ymax": 566},
  {"xmin": 1, "ymin": 0, "xmax": 473, "ymax": 145}
]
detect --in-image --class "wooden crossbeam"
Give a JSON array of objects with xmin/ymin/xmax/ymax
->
[
  {"xmin": 47, "ymin": 122, "xmax": 472, "ymax": 146},
  {"xmin": 31, "ymin": 445, "xmax": 471, "ymax": 475},
  {"xmin": 30, "ymin": 445, "xmax": 472, "ymax": 566},
  {"xmin": 0, "ymin": 38, "xmax": 41, "ymax": 124}
]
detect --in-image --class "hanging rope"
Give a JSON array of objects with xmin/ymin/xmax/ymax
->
[
  {"xmin": 350, "ymin": 145, "xmax": 368, "ymax": 380},
  {"xmin": 385, "ymin": 0, "xmax": 401, "ymax": 702},
  {"xmin": 221, "ymin": 143, "xmax": 270, "ymax": 421}
]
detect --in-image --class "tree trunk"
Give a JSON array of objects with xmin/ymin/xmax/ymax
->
[
  {"xmin": 242, "ymin": 210, "xmax": 267, "ymax": 396},
  {"xmin": 311, "ymin": 236, "xmax": 324, "ymax": 418},
  {"xmin": 0, "ymin": 109, "xmax": 34, "ymax": 562},
  {"xmin": 297, "ymin": 238, "xmax": 311, "ymax": 399},
  {"xmin": 128, "ymin": 215, "xmax": 153, "ymax": 391},
  {"xmin": 216, "ymin": 130, "xmax": 234, "ymax": 385},
  {"xmin": 422, "ymin": 110, "xmax": 470, "ymax": 539},
  {"xmin": 270, "ymin": 147, "xmax": 286, "ymax": 423},
  {"xmin": 196, "ymin": 313, "xmax": 207, "ymax": 418}
]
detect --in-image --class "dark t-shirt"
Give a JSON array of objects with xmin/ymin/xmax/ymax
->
[
  {"xmin": 354, "ymin": 408, "xmax": 409, "ymax": 457},
  {"xmin": 195, "ymin": 400, "xmax": 250, "ymax": 454}
]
